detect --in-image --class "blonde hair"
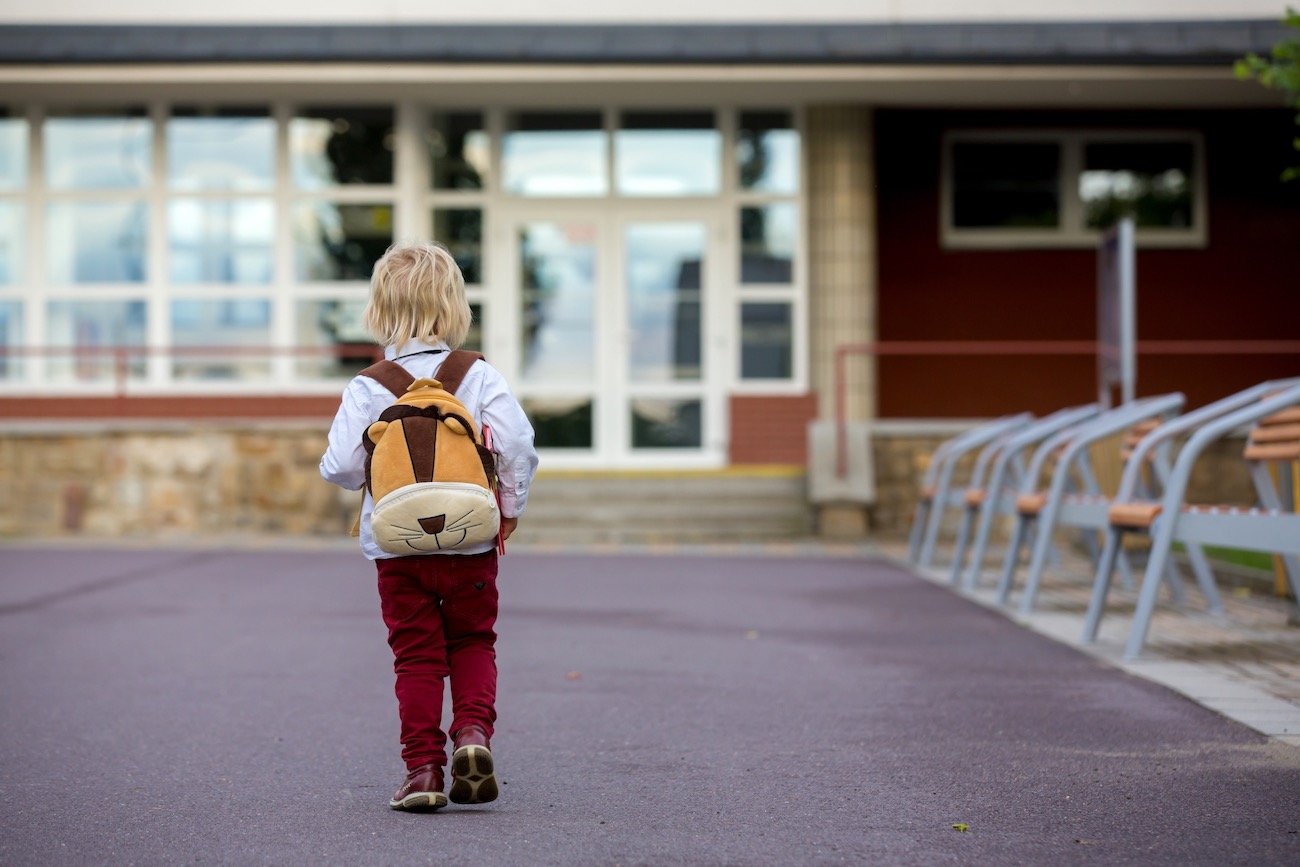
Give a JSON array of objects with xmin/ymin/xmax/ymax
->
[{"xmin": 363, "ymin": 242, "xmax": 471, "ymax": 350}]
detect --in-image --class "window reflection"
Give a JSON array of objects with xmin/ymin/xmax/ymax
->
[
  {"xmin": 626, "ymin": 222, "xmax": 704, "ymax": 382},
  {"xmin": 0, "ymin": 117, "xmax": 27, "ymax": 191},
  {"xmin": 168, "ymin": 111, "xmax": 274, "ymax": 191},
  {"xmin": 519, "ymin": 222, "xmax": 596, "ymax": 381},
  {"xmin": 295, "ymin": 298, "xmax": 375, "ymax": 378},
  {"xmin": 503, "ymin": 112, "xmax": 606, "ymax": 196},
  {"xmin": 0, "ymin": 201, "xmax": 22, "ymax": 284},
  {"xmin": 740, "ymin": 203, "xmax": 796, "ymax": 284},
  {"xmin": 172, "ymin": 299, "xmax": 272, "ymax": 380},
  {"xmin": 47, "ymin": 202, "xmax": 147, "ymax": 284},
  {"xmin": 433, "ymin": 208, "xmax": 483, "ymax": 284},
  {"xmin": 1081, "ymin": 142, "xmax": 1194, "ymax": 229},
  {"xmin": 522, "ymin": 398, "xmax": 593, "ymax": 449},
  {"xmin": 429, "ymin": 112, "xmax": 490, "ymax": 190},
  {"xmin": 616, "ymin": 111, "xmax": 720, "ymax": 196},
  {"xmin": 294, "ymin": 202, "xmax": 394, "ymax": 281},
  {"xmin": 169, "ymin": 199, "xmax": 274, "ymax": 284},
  {"xmin": 631, "ymin": 399, "xmax": 702, "ymax": 449},
  {"xmin": 47, "ymin": 300, "xmax": 147, "ymax": 381},
  {"xmin": 738, "ymin": 111, "xmax": 799, "ymax": 194},
  {"xmin": 291, "ymin": 107, "xmax": 394, "ymax": 188},
  {"xmin": 952, "ymin": 142, "xmax": 1060, "ymax": 229},
  {"xmin": 741, "ymin": 303, "xmax": 793, "ymax": 379},
  {"xmin": 45, "ymin": 114, "xmax": 151, "ymax": 189},
  {"xmin": 465, "ymin": 303, "xmax": 484, "ymax": 353},
  {"xmin": 0, "ymin": 301, "xmax": 21, "ymax": 378}
]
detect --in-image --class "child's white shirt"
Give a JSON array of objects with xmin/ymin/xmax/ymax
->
[{"xmin": 319, "ymin": 339, "xmax": 539, "ymax": 560}]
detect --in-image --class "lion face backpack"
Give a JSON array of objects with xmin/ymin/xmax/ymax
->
[{"xmin": 357, "ymin": 350, "xmax": 501, "ymax": 555}]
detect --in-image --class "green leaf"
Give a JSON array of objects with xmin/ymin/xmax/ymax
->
[{"xmin": 952, "ymin": 823, "xmax": 970, "ymax": 833}]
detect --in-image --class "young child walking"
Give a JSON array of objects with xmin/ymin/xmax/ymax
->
[{"xmin": 320, "ymin": 242, "xmax": 538, "ymax": 811}]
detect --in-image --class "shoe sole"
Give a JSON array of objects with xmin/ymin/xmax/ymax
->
[
  {"xmin": 388, "ymin": 791, "xmax": 448, "ymax": 811},
  {"xmin": 449, "ymin": 744, "xmax": 498, "ymax": 804}
]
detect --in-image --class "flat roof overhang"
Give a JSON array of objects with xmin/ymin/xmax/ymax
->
[
  {"xmin": 0, "ymin": 62, "xmax": 1282, "ymax": 108},
  {"xmin": 0, "ymin": 21, "xmax": 1288, "ymax": 108}
]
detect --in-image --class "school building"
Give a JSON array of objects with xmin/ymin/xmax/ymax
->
[{"xmin": 0, "ymin": 3, "xmax": 1297, "ymax": 540}]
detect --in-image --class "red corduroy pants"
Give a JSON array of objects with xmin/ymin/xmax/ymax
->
[{"xmin": 376, "ymin": 551, "xmax": 498, "ymax": 770}]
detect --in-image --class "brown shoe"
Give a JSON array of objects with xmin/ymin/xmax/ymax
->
[
  {"xmin": 389, "ymin": 763, "xmax": 448, "ymax": 811},
  {"xmin": 449, "ymin": 726, "xmax": 498, "ymax": 804}
]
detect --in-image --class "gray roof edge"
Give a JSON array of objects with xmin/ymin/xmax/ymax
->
[{"xmin": 0, "ymin": 21, "xmax": 1288, "ymax": 66}]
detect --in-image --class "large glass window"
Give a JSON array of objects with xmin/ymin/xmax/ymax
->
[
  {"xmin": 519, "ymin": 222, "xmax": 596, "ymax": 381},
  {"xmin": 172, "ymin": 299, "xmax": 272, "ymax": 380},
  {"xmin": 169, "ymin": 199, "xmax": 274, "ymax": 284},
  {"xmin": 294, "ymin": 202, "xmax": 394, "ymax": 281},
  {"xmin": 430, "ymin": 112, "xmax": 490, "ymax": 190},
  {"xmin": 944, "ymin": 132, "xmax": 1204, "ymax": 247},
  {"xmin": 625, "ymin": 222, "xmax": 705, "ymax": 382},
  {"xmin": 522, "ymin": 397, "xmax": 594, "ymax": 449},
  {"xmin": 0, "ymin": 117, "xmax": 27, "ymax": 191},
  {"xmin": 615, "ymin": 112, "xmax": 720, "ymax": 196},
  {"xmin": 295, "ymin": 298, "xmax": 374, "ymax": 379},
  {"xmin": 951, "ymin": 142, "xmax": 1060, "ymax": 230},
  {"xmin": 503, "ymin": 112, "xmax": 606, "ymax": 197},
  {"xmin": 0, "ymin": 300, "xmax": 21, "ymax": 379},
  {"xmin": 291, "ymin": 107, "xmax": 394, "ymax": 188},
  {"xmin": 168, "ymin": 111, "xmax": 274, "ymax": 191},
  {"xmin": 740, "ymin": 203, "xmax": 796, "ymax": 285},
  {"xmin": 433, "ymin": 209, "xmax": 483, "ymax": 285},
  {"xmin": 47, "ymin": 202, "xmax": 148, "ymax": 284},
  {"xmin": 45, "ymin": 113, "xmax": 151, "ymax": 190},
  {"xmin": 738, "ymin": 111, "xmax": 798, "ymax": 194},
  {"xmin": 0, "ymin": 201, "xmax": 22, "ymax": 284},
  {"xmin": 740, "ymin": 302, "xmax": 793, "ymax": 380},
  {"xmin": 47, "ymin": 300, "xmax": 147, "ymax": 381},
  {"xmin": 631, "ymin": 398, "xmax": 702, "ymax": 449},
  {"xmin": 1081, "ymin": 142, "xmax": 1194, "ymax": 230}
]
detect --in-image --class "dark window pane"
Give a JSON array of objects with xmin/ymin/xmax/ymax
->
[
  {"xmin": 740, "ymin": 204, "xmax": 795, "ymax": 284},
  {"xmin": 738, "ymin": 110, "xmax": 798, "ymax": 194},
  {"xmin": 741, "ymin": 303, "xmax": 793, "ymax": 379},
  {"xmin": 952, "ymin": 142, "xmax": 1060, "ymax": 229},
  {"xmin": 295, "ymin": 298, "xmax": 376, "ymax": 378},
  {"xmin": 631, "ymin": 399, "xmax": 702, "ymax": 449},
  {"xmin": 291, "ymin": 107, "xmax": 394, "ymax": 188},
  {"xmin": 429, "ymin": 112, "xmax": 489, "ymax": 190},
  {"xmin": 1081, "ymin": 142, "xmax": 1195, "ymax": 230},
  {"xmin": 433, "ymin": 208, "xmax": 483, "ymax": 284},
  {"xmin": 294, "ymin": 202, "xmax": 394, "ymax": 281},
  {"xmin": 464, "ymin": 303, "xmax": 484, "ymax": 353},
  {"xmin": 523, "ymin": 398, "xmax": 593, "ymax": 449}
]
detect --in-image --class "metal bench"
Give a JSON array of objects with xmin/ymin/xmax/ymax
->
[
  {"xmin": 1080, "ymin": 382, "xmax": 1300, "ymax": 659},
  {"xmin": 907, "ymin": 413, "xmax": 1033, "ymax": 570},
  {"xmin": 995, "ymin": 394, "xmax": 1186, "ymax": 613},
  {"xmin": 954, "ymin": 404, "xmax": 1101, "ymax": 590}
]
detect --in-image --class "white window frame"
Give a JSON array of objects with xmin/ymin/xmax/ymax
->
[{"xmin": 940, "ymin": 129, "xmax": 1208, "ymax": 250}]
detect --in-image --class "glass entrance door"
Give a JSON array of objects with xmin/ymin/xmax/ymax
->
[{"xmin": 509, "ymin": 210, "xmax": 722, "ymax": 466}]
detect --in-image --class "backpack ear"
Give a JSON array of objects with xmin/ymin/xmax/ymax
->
[{"xmin": 364, "ymin": 420, "xmax": 389, "ymax": 450}]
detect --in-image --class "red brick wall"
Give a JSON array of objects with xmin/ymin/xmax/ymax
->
[
  {"xmin": 729, "ymin": 394, "xmax": 818, "ymax": 465},
  {"xmin": 875, "ymin": 109, "xmax": 1300, "ymax": 418}
]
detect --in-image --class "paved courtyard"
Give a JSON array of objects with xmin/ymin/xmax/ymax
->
[{"xmin": 1, "ymin": 546, "xmax": 1298, "ymax": 865}]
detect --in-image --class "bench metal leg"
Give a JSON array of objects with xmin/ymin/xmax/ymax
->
[
  {"xmin": 996, "ymin": 516, "xmax": 1031, "ymax": 606},
  {"xmin": 1082, "ymin": 528, "xmax": 1125, "ymax": 643},
  {"xmin": 1183, "ymin": 543, "xmax": 1224, "ymax": 615},
  {"xmin": 1124, "ymin": 519, "xmax": 1179, "ymax": 660},
  {"xmin": 948, "ymin": 507, "xmax": 976, "ymax": 586},
  {"xmin": 907, "ymin": 501, "xmax": 930, "ymax": 564}
]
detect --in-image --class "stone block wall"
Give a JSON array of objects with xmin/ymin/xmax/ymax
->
[{"xmin": 0, "ymin": 423, "xmax": 356, "ymax": 540}]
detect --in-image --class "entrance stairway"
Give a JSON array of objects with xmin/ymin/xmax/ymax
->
[{"xmin": 509, "ymin": 469, "xmax": 814, "ymax": 546}]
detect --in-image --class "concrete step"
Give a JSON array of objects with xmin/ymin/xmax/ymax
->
[{"xmin": 512, "ymin": 471, "xmax": 814, "ymax": 545}]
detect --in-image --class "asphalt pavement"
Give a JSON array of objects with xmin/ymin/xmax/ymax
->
[{"xmin": 1, "ymin": 546, "xmax": 1297, "ymax": 865}]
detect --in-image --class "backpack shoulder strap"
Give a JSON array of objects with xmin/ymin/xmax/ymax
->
[
  {"xmin": 436, "ymin": 350, "xmax": 485, "ymax": 396},
  {"xmin": 358, "ymin": 359, "xmax": 415, "ymax": 399}
]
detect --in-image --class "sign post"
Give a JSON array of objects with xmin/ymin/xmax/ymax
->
[{"xmin": 1097, "ymin": 217, "xmax": 1136, "ymax": 409}]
